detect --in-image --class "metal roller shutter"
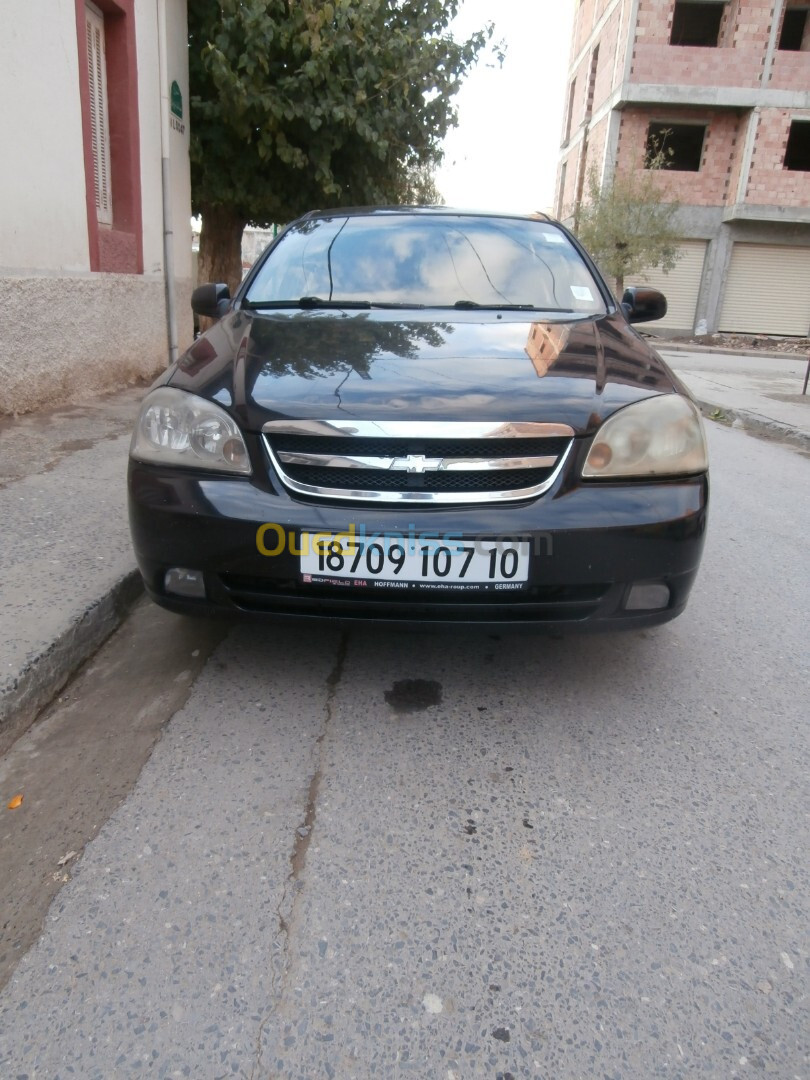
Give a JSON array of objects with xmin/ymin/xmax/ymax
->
[
  {"xmin": 635, "ymin": 240, "xmax": 707, "ymax": 331},
  {"xmin": 720, "ymin": 244, "xmax": 810, "ymax": 336},
  {"xmin": 85, "ymin": 1, "xmax": 112, "ymax": 225}
]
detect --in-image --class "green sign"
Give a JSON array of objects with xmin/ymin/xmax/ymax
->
[{"xmin": 171, "ymin": 80, "xmax": 183, "ymax": 119}]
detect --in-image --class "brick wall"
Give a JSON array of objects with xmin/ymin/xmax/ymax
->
[
  {"xmin": 572, "ymin": 0, "xmax": 602, "ymax": 59},
  {"xmin": 631, "ymin": 44, "xmax": 764, "ymax": 85},
  {"xmin": 564, "ymin": 0, "xmax": 629, "ymax": 144},
  {"xmin": 616, "ymin": 107, "xmax": 745, "ymax": 205},
  {"xmin": 567, "ymin": 50, "xmax": 594, "ymax": 136},
  {"xmin": 556, "ymin": 148, "xmax": 578, "ymax": 218},
  {"xmin": 630, "ymin": 0, "xmax": 781, "ymax": 86},
  {"xmin": 593, "ymin": 5, "xmax": 628, "ymax": 102},
  {"xmin": 726, "ymin": 113, "xmax": 754, "ymax": 200},
  {"xmin": 585, "ymin": 114, "xmax": 611, "ymax": 181},
  {"xmin": 558, "ymin": 0, "xmax": 810, "ymax": 223},
  {"xmin": 766, "ymin": 0, "xmax": 810, "ymax": 91},
  {"xmin": 569, "ymin": 1, "xmax": 629, "ymax": 86},
  {"xmin": 633, "ymin": 0, "xmax": 677, "ymax": 47},
  {"xmin": 561, "ymin": 67, "xmax": 589, "ymax": 143},
  {"xmin": 769, "ymin": 50, "xmax": 810, "ymax": 91},
  {"xmin": 556, "ymin": 115, "xmax": 612, "ymax": 219},
  {"xmin": 745, "ymin": 108, "xmax": 810, "ymax": 204},
  {"xmin": 632, "ymin": 0, "xmax": 774, "ymax": 52},
  {"xmin": 730, "ymin": 0, "xmax": 775, "ymax": 52}
]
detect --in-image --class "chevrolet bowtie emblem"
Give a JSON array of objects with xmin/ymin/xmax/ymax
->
[{"xmin": 390, "ymin": 454, "xmax": 444, "ymax": 473}]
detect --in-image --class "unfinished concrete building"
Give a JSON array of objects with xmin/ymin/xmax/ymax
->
[{"xmin": 556, "ymin": 0, "xmax": 810, "ymax": 335}]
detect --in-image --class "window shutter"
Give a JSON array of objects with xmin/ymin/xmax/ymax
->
[{"xmin": 85, "ymin": 3, "xmax": 112, "ymax": 225}]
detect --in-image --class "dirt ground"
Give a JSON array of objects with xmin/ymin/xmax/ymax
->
[{"xmin": 646, "ymin": 331, "xmax": 810, "ymax": 355}]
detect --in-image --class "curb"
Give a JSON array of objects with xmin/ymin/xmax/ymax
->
[
  {"xmin": 653, "ymin": 340, "xmax": 808, "ymax": 362},
  {"xmin": 693, "ymin": 398, "xmax": 810, "ymax": 452},
  {"xmin": 0, "ymin": 570, "xmax": 143, "ymax": 756}
]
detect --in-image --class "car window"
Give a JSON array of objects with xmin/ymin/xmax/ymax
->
[{"xmin": 245, "ymin": 215, "xmax": 606, "ymax": 315}]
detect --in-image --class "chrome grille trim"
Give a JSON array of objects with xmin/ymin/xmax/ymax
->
[
  {"xmin": 276, "ymin": 451, "xmax": 560, "ymax": 472},
  {"xmin": 262, "ymin": 420, "xmax": 575, "ymax": 504},
  {"xmin": 262, "ymin": 419, "xmax": 576, "ymax": 439}
]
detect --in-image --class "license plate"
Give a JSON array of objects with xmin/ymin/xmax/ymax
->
[{"xmin": 299, "ymin": 533, "xmax": 530, "ymax": 592}]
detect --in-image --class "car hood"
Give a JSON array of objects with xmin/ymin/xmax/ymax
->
[{"xmin": 170, "ymin": 309, "xmax": 678, "ymax": 436}]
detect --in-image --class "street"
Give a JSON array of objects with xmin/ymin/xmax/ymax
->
[{"xmin": 0, "ymin": 421, "xmax": 808, "ymax": 1079}]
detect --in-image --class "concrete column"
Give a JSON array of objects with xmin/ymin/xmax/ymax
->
[
  {"xmin": 621, "ymin": 0, "xmax": 641, "ymax": 85},
  {"xmin": 694, "ymin": 225, "xmax": 734, "ymax": 334},
  {"xmin": 600, "ymin": 110, "xmax": 622, "ymax": 186},
  {"xmin": 735, "ymin": 109, "xmax": 760, "ymax": 206},
  {"xmin": 762, "ymin": 0, "xmax": 786, "ymax": 85}
]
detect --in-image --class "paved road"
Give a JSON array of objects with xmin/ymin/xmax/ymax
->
[{"xmin": 1, "ymin": 423, "xmax": 808, "ymax": 1079}]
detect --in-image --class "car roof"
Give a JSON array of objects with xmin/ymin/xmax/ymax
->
[{"xmin": 298, "ymin": 206, "xmax": 557, "ymax": 225}]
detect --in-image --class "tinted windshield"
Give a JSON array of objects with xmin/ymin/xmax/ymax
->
[{"xmin": 244, "ymin": 214, "xmax": 606, "ymax": 315}]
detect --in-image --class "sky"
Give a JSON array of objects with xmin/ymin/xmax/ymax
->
[{"xmin": 435, "ymin": 0, "xmax": 576, "ymax": 214}]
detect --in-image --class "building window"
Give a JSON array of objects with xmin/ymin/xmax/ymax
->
[
  {"xmin": 784, "ymin": 121, "xmax": 810, "ymax": 170},
  {"xmin": 585, "ymin": 45, "xmax": 599, "ymax": 120},
  {"xmin": 85, "ymin": 2, "xmax": 112, "ymax": 225},
  {"xmin": 779, "ymin": 8, "xmax": 809, "ymax": 50},
  {"xmin": 557, "ymin": 161, "xmax": 568, "ymax": 217},
  {"xmin": 646, "ymin": 122, "xmax": 706, "ymax": 170},
  {"xmin": 564, "ymin": 79, "xmax": 576, "ymax": 142},
  {"xmin": 75, "ymin": 0, "xmax": 143, "ymax": 274},
  {"xmin": 670, "ymin": 2, "xmax": 726, "ymax": 47}
]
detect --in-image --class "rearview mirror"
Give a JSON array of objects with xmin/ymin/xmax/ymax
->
[
  {"xmin": 191, "ymin": 283, "xmax": 231, "ymax": 319},
  {"xmin": 621, "ymin": 287, "xmax": 667, "ymax": 324}
]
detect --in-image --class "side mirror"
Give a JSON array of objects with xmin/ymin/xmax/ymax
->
[
  {"xmin": 621, "ymin": 287, "xmax": 667, "ymax": 324},
  {"xmin": 191, "ymin": 283, "xmax": 231, "ymax": 320}
]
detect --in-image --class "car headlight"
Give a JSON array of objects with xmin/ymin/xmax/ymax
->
[
  {"xmin": 583, "ymin": 394, "xmax": 708, "ymax": 478},
  {"xmin": 130, "ymin": 387, "xmax": 251, "ymax": 475}
]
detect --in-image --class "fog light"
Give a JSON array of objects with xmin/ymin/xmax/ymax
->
[
  {"xmin": 164, "ymin": 567, "xmax": 206, "ymax": 598},
  {"xmin": 625, "ymin": 582, "xmax": 670, "ymax": 611}
]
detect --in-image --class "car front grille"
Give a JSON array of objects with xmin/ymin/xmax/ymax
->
[{"xmin": 262, "ymin": 420, "xmax": 575, "ymax": 504}]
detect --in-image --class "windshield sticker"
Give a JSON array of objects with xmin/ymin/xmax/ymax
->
[
  {"xmin": 542, "ymin": 232, "xmax": 566, "ymax": 244},
  {"xmin": 570, "ymin": 285, "xmax": 594, "ymax": 301}
]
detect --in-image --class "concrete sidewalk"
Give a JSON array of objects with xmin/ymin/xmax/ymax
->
[
  {"xmin": 0, "ymin": 389, "xmax": 144, "ymax": 753},
  {"xmin": 658, "ymin": 348, "xmax": 810, "ymax": 450},
  {"xmin": 0, "ymin": 350, "xmax": 807, "ymax": 752}
]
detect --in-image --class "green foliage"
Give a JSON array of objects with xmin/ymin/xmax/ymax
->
[
  {"xmin": 396, "ymin": 161, "xmax": 444, "ymax": 206},
  {"xmin": 573, "ymin": 146, "xmax": 682, "ymax": 294},
  {"xmin": 189, "ymin": 0, "xmax": 491, "ymax": 225}
]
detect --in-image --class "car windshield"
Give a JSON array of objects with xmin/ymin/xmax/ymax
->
[{"xmin": 243, "ymin": 214, "xmax": 607, "ymax": 315}]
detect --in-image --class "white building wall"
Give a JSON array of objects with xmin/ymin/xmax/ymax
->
[
  {"xmin": 166, "ymin": 0, "xmax": 193, "ymax": 289},
  {"xmin": 0, "ymin": 1, "xmax": 90, "ymax": 271},
  {"xmin": 136, "ymin": 3, "xmax": 166, "ymax": 279},
  {"xmin": 0, "ymin": 0, "xmax": 192, "ymax": 415},
  {"xmin": 134, "ymin": 0, "xmax": 193, "ymax": 342}
]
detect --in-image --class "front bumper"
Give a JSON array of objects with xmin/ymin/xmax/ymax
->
[{"xmin": 128, "ymin": 455, "xmax": 708, "ymax": 631}]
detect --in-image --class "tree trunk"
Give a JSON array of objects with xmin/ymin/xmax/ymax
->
[
  {"xmin": 615, "ymin": 274, "xmax": 624, "ymax": 298},
  {"xmin": 198, "ymin": 204, "xmax": 247, "ymax": 298}
]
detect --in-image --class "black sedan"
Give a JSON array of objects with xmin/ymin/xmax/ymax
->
[{"xmin": 128, "ymin": 207, "xmax": 708, "ymax": 630}]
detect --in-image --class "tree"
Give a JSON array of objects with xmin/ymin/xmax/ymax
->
[
  {"xmin": 189, "ymin": 1, "xmax": 491, "ymax": 293},
  {"xmin": 573, "ymin": 147, "xmax": 682, "ymax": 297},
  {"xmin": 396, "ymin": 161, "xmax": 444, "ymax": 207}
]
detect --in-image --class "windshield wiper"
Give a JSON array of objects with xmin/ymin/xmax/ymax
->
[
  {"xmin": 243, "ymin": 297, "xmax": 577, "ymax": 313},
  {"xmin": 243, "ymin": 296, "xmax": 372, "ymax": 310},
  {"xmin": 369, "ymin": 301, "xmax": 426, "ymax": 309},
  {"xmin": 244, "ymin": 297, "xmax": 429, "ymax": 310},
  {"xmin": 451, "ymin": 300, "xmax": 576, "ymax": 312}
]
